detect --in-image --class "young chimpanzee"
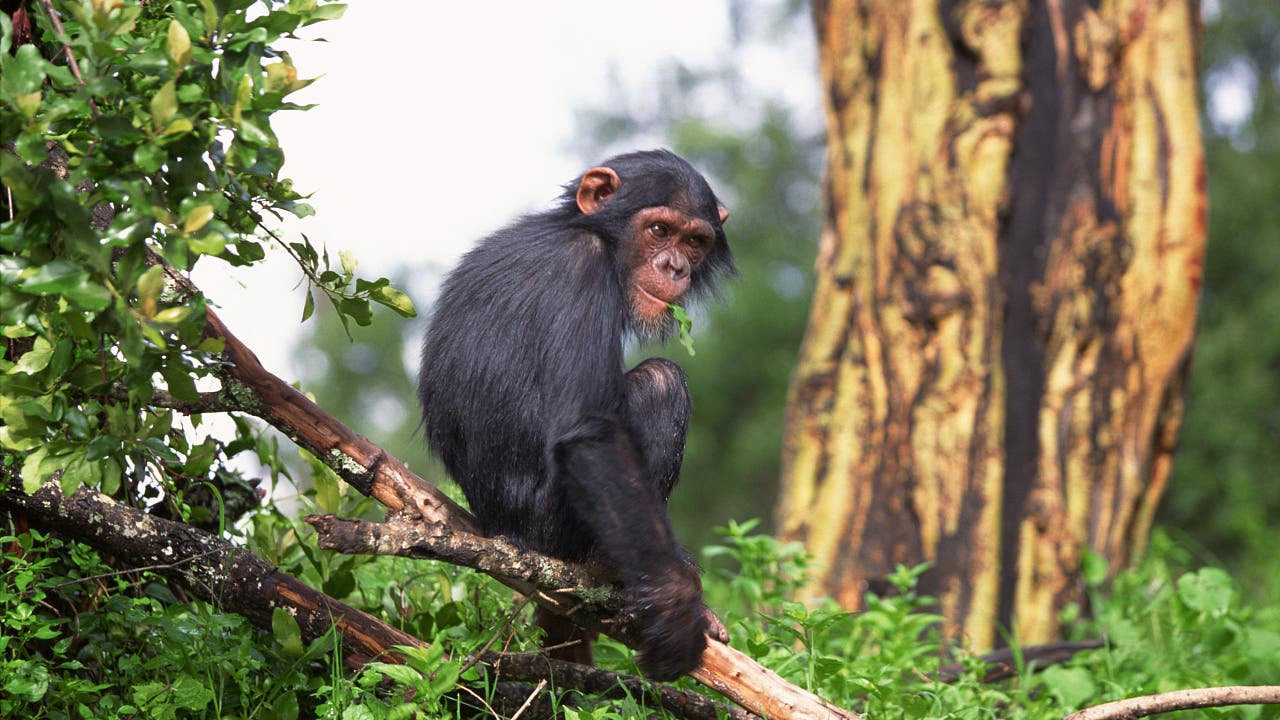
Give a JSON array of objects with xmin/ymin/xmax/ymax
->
[{"xmin": 418, "ymin": 149, "xmax": 733, "ymax": 680}]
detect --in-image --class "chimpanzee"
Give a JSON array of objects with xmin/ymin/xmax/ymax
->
[{"xmin": 418, "ymin": 149, "xmax": 733, "ymax": 680}]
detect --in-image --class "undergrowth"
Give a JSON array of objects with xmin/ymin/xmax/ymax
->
[{"xmin": 3, "ymin": 514, "xmax": 1278, "ymax": 719}]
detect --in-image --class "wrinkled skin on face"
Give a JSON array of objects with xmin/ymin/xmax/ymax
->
[{"xmin": 625, "ymin": 205, "xmax": 717, "ymax": 328}]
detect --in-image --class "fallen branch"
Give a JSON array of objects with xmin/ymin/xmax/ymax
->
[
  {"xmin": 935, "ymin": 640, "xmax": 1105, "ymax": 683},
  {"xmin": 1065, "ymin": 685, "xmax": 1280, "ymax": 720}
]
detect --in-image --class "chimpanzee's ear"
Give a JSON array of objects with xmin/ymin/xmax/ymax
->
[
  {"xmin": 718, "ymin": 206, "xmax": 730, "ymax": 224},
  {"xmin": 576, "ymin": 167, "xmax": 620, "ymax": 214}
]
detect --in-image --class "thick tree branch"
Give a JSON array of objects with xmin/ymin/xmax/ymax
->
[
  {"xmin": 1065, "ymin": 686, "xmax": 1280, "ymax": 720},
  {"xmin": 306, "ymin": 515, "xmax": 623, "ymax": 638},
  {"xmin": 3, "ymin": 482, "xmax": 417, "ymax": 669}
]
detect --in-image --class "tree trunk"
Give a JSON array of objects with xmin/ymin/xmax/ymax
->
[{"xmin": 779, "ymin": 0, "xmax": 1206, "ymax": 649}]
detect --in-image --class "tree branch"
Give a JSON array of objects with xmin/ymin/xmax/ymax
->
[
  {"xmin": 1065, "ymin": 686, "xmax": 1280, "ymax": 720},
  {"xmin": 33, "ymin": 0, "xmax": 99, "ymax": 117},
  {"xmin": 0, "ymin": 481, "xmax": 753, "ymax": 720}
]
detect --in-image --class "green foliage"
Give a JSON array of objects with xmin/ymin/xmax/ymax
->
[
  {"xmin": 667, "ymin": 302, "xmax": 697, "ymax": 356},
  {"xmin": 702, "ymin": 517, "xmax": 810, "ymax": 613},
  {"xmin": 0, "ymin": 0, "xmax": 412, "ymax": 510},
  {"xmin": 661, "ymin": 525, "xmax": 1280, "ymax": 719},
  {"xmin": 1065, "ymin": 532, "xmax": 1280, "ymax": 703},
  {"xmin": 6, "ymin": 509, "xmax": 1280, "ymax": 718},
  {"xmin": 0, "ymin": 529, "xmax": 318, "ymax": 719}
]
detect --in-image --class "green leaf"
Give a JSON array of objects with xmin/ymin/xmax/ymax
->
[
  {"xmin": 22, "ymin": 261, "xmax": 82, "ymax": 294},
  {"xmin": 136, "ymin": 264, "xmax": 166, "ymax": 318},
  {"xmin": 338, "ymin": 297, "xmax": 372, "ymax": 326},
  {"xmin": 313, "ymin": 466, "xmax": 340, "ymax": 513},
  {"xmin": 668, "ymin": 303, "xmax": 696, "ymax": 356},
  {"xmin": 20, "ymin": 446, "xmax": 50, "ymax": 494},
  {"xmin": 338, "ymin": 249, "xmax": 357, "ymax": 275},
  {"xmin": 188, "ymin": 234, "xmax": 226, "ymax": 256},
  {"xmin": 286, "ymin": 201, "xmax": 316, "ymax": 218},
  {"xmin": 369, "ymin": 284, "xmax": 416, "ymax": 318},
  {"xmin": 427, "ymin": 661, "xmax": 460, "ymax": 699},
  {"xmin": 237, "ymin": 117, "xmax": 273, "ymax": 146},
  {"xmin": 1081, "ymin": 548, "xmax": 1108, "ymax": 587},
  {"xmin": 133, "ymin": 143, "xmax": 166, "ymax": 173},
  {"xmin": 367, "ymin": 664, "xmax": 423, "ymax": 686},
  {"xmin": 170, "ymin": 676, "xmax": 213, "ymax": 712},
  {"xmin": 150, "ymin": 80, "xmax": 178, "ymax": 132},
  {"xmin": 162, "ymin": 118, "xmax": 194, "ymax": 136},
  {"xmin": 322, "ymin": 570, "xmax": 355, "ymax": 599},
  {"xmin": 161, "ymin": 360, "xmax": 199, "ymax": 402},
  {"xmin": 233, "ymin": 74, "xmax": 252, "ymax": 123},
  {"xmin": 177, "ymin": 82, "xmax": 203, "ymax": 103},
  {"xmin": 1176, "ymin": 567, "xmax": 1234, "ymax": 616},
  {"xmin": 15, "ymin": 133, "xmax": 45, "ymax": 163},
  {"xmin": 1040, "ymin": 666, "xmax": 1096, "ymax": 709},
  {"xmin": 15, "ymin": 91, "xmax": 40, "ymax": 119},
  {"xmin": 271, "ymin": 607, "xmax": 304, "ymax": 657},
  {"xmin": 196, "ymin": 0, "xmax": 217, "ymax": 37},
  {"xmin": 60, "ymin": 452, "xmax": 98, "ymax": 496},
  {"xmin": 66, "ymin": 283, "xmax": 111, "ymax": 312},
  {"xmin": 167, "ymin": 19, "xmax": 192, "ymax": 68},
  {"xmin": 130, "ymin": 683, "xmax": 166, "ymax": 711},
  {"xmin": 196, "ymin": 337, "xmax": 225, "ymax": 354},
  {"xmin": 269, "ymin": 691, "xmax": 299, "ymax": 720},
  {"xmin": 182, "ymin": 204, "xmax": 215, "ymax": 234},
  {"xmin": 1, "ymin": 45, "xmax": 46, "ymax": 98},
  {"xmin": 24, "ymin": 259, "xmax": 114, "ymax": 310},
  {"xmin": 10, "ymin": 337, "xmax": 53, "ymax": 375},
  {"xmin": 306, "ymin": 4, "xmax": 348, "ymax": 23},
  {"xmin": 300, "ymin": 289, "xmax": 315, "ymax": 322}
]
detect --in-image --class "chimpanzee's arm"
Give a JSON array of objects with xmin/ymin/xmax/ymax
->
[{"xmin": 552, "ymin": 415, "xmax": 709, "ymax": 680}]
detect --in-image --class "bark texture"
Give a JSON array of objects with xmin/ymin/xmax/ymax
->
[{"xmin": 780, "ymin": 0, "xmax": 1206, "ymax": 648}]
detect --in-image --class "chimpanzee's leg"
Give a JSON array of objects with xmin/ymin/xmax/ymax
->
[
  {"xmin": 534, "ymin": 359, "xmax": 693, "ymax": 672},
  {"xmin": 623, "ymin": 358, "xmax": 691, "ymax": 502},
  {"xmin": 622, "ymin": 358, "xmax": 729, "ymax": 644}
]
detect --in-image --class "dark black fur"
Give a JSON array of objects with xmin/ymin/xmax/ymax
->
[{"xmin": 418, "ymin": 150, "xmax": 732, "ymax": 679}]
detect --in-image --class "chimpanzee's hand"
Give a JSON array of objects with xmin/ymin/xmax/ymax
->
[
  {"xmin": 632, "ymin": 564, "xmax": 709, "ymax": 681},
  {"xmin": 676, "ymin": 547, "xmax": 730, "ymax": 644}
]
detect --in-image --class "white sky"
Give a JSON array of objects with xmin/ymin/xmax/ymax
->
[{"xmin": 192, "ymin": 3, "xmax": 821, "ymax": 377}]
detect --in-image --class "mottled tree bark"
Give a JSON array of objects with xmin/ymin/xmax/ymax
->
[{"xmin": 780, "ymin": 0, "xmax": 1206, "ymax": 648}]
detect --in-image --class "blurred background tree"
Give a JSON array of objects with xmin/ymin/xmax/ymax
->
[{"xmin": 290, "ymin": 0, "xmax": 1278, "ymax": 605}]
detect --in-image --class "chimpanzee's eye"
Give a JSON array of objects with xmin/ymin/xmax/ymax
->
[{"xmin": 649, "ymin": 223, "xmax": 669, "ymax": 238}]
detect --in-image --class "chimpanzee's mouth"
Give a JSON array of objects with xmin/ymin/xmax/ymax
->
[{"xmin": 635, "ymin": 285, "xmax": 676, "ymax": 312}]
